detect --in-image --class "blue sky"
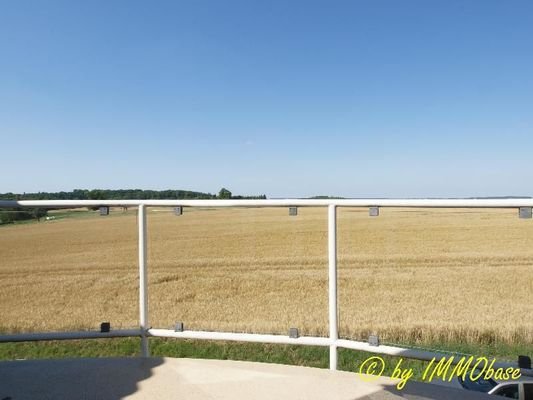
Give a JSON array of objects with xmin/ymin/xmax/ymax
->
[{"xmin": 1, "ymin": 1, "xmax": 532, "ymax": 198}]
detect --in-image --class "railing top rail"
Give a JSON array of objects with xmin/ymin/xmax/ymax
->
[{"xmin": 0, "ymin": 198, "xmax": 533, "ymax": 208}]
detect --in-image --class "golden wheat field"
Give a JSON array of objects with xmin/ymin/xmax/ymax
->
[{"xmin": 0, "ymin": 207, "xmax": 532, "ymax": 347}]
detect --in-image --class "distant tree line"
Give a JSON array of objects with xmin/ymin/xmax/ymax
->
[
  {"xmin": 0, "ymin": 188, "xmax": 267, "ymax": 201},
  {"xmin": 0, "ymin": 188, "xmax": 267, "ymax": 224},
  {"xmin": 0, "ymin": 189, "xmax": 217, "ymax": 201},
  {"xmin": 309, "ymin": 195, "xmax": 346, "ymax": 199}
]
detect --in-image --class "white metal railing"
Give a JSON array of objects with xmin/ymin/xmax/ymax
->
[{"xmin": 0, "ymin": 198, "xmax": 532, "ymax": 376}]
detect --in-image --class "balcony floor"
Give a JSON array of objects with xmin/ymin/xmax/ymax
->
[{"xmin": 0, "ymin": 357, "xmax": 493, "ymax": 399}]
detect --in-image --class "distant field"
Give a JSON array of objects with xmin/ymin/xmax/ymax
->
[{"xmin": 0, "ymin": 206, "xmax": 532, "ymax": 354}]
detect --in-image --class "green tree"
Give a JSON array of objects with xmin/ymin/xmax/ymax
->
[
  {"xmin": 32, "ymin": 208, "xmax": 47, "ymax": 222},
  {"xmin": 218, "ymin": 188, "xmax": 232, "ymax": 199}
]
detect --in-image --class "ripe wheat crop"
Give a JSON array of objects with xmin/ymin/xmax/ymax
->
[{"xmin": 0, "ymin": 207, "xmax": 531, "ymax": 349}]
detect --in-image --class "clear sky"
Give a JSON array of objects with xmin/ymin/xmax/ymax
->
[{"xmin": 1, "ymin": 1, "xmax": 532, "ymax": 198}]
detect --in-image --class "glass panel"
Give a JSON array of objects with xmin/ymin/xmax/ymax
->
[
  {"xmin": 0, "ymin": 207, "xmax": 138, "ymax": 333},
  {"xmin": 337, "ymin": 207, "xmax": 533, "ymax": 358},
  {"xmin": 148, "ymin": 207, "xmax": 328, "ymax": 336}
]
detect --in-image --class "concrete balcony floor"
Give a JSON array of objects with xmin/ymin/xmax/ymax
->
[{"xmin": 0, "ymin": 357, "xmax": 493, "ymax": 399}]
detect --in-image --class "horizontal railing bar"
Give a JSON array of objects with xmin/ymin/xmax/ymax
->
[
  {"xmin": 337, "ymin": 338, "xmax": 437, "ymax": 359},
  {"xmin": 147, "ymin": 331, "xmax": 533, "ymax": 377},
  {"xmin": 336, "ymin": 339, "xmax": 533, "ymax": 377},
  {"xmin": 1, "ymin": 199, "xmax": 533, "ymax": 208},
  {"xmin": 2, "ymin": 329, "xmax": 531, "ymax": 376},
  {"xmin": 148, "ymin": 329, "xmax": 332, "ymax": 346},
  {"xmin": 0, "ymin": 329, "xmax": 141, "ymax": 342}
]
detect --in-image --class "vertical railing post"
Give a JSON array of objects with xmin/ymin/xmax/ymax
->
[
  {"xmin": 328, "ymin": 204, "xmax": 338, "ymax": 370},
  {"xmin": 138, "ymin": 204, "xmax": 150, "ymax": 357}
]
